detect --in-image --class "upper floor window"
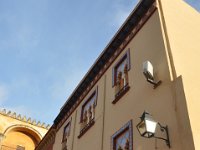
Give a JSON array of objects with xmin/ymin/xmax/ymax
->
[
  {"xmin": 62, "ymin": 122, "xmax": 71, "ymax": 142},
  {"xmin": 78, "ymin": 88, "xmax": 97, "ymax": 138},
  {"xmin": 112, "ymin": 49, "xmax": 130, "ymax": 104},
  {"xmin": 62, "ymin": 121, "xmax": 71, "ymax": 150},
  {"xmin": 111, "ymin": 120, "xmax": 133, "ymax": 150}
]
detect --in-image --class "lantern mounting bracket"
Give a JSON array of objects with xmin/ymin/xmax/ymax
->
[
  {"xmin": 154, "ymin": 123, "xmax": 170, "ymax": 148},
  {"xmin": 142, "ymin": 61, "xmax": 162, "ymax": 89},
  {"xmin": 136, "ymin": 111, "xmax": 171, "ymax": 149},
  {"xmin": 146, "ymin": 78, "xmax": 162, "ymax": 89}
]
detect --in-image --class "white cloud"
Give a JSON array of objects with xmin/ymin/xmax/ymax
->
[
  {"xmin": 16, "ymin": 26, "xmax": 40, "ymax": 55},
  {"xmin": 0, "ymin": 85, "xmax": 8, "ymax": 104},
  {"xmin": 50, "ymin": 69, "xmax": 86, "ymax": 103},
  {"xmin": 0, "ymin": 85, "xmax": 30, "ymax": 116},
  {"xmin": 107, "ymin": 0, "xmax": 138, "ymax": 28},
  {"xmin": 114, "ymin": 10, "xmax": 132, "ymax": 27},
  {"xmin": 0, "ymin": 11, "xmax": 40, "ymax": 58}
]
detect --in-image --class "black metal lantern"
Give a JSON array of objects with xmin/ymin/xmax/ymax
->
[
  {"xmin": 136, "ymin": 111, "xmax": 171, "ymax": 148},
  {"xmin": 136, "ymin": 111, "xmax": 157, "ymax": 138}
]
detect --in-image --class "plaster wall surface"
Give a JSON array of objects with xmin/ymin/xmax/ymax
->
[
  {"xmin": 102, "ymin": 10, "xmax": 182, "ymax": 150},
  {"xmin": 52, "ymin": 1, "xmax": 200, "ymax": 150},
  {"xmin": 157, "ymin": 0, "xmax": 200, "ymax": 149},
  {"xmin": 54, "ymin": 78, "xmax": 105, "ymax": 150},
  {"xmin": 53, "ymin": 10, "xmax": 185, "ymax": 150},
  {"xmin": 2, "ymin": 131, "xmax": 36, "ymax": 150}
]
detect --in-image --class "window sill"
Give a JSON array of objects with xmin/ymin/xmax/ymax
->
[
  {"xmin": 78, "ymin": 119, "xmax": 95, "ymax": 139},
  {"xmin": 112, "ymin": 84, "xmax": 130, "ymax": 104}
]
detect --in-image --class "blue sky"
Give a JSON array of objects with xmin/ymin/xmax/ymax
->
[{"xmin": 0, "ymin": 0, "xmax": 199, "ymax": 125}]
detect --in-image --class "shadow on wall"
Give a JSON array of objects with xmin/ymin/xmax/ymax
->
[{"xmin": 173, "ymin": 76, "xmax": 195, "ymax": 150}]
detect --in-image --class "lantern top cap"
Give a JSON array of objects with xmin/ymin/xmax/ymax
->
[
  {"xmin": 140, "ymin": 111, "xmax": 149, "ymax": 119},
  {"xmin": 140, "ymin": 111, "xmax": 155, "ymax": 122}
]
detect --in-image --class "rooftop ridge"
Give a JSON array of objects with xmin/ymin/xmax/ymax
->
[{"xmin": 0, "ymin": 108, "xmax": 50, "ymax": 129}]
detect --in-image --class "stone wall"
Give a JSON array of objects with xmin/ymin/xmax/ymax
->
[{"xmin": 0, "ymin": 108, "xmax": 49, "ymax": 150}]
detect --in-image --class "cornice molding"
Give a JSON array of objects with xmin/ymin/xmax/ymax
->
[{"xmin": 35, "ymin": 127, "xmax": 56, "ymax": 150}]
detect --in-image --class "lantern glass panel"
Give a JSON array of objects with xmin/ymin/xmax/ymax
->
[
  {"xmin": 145, "ymin": 119, "xmax": 157, "ymax": 134},
  {"xmin": 137, "ymin": 120, "xmax": 146, "ymax": 136}
]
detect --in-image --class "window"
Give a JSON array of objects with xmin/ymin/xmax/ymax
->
[
  {"xmin": 62, "ymin": 122, "xmax": 71, "ymax": 142},
  {"xmin": 112, "ymin": 50, "xmax": 130, "ymax": 104},
  {"xmin": 62, "ymin": 121, "xmax": 71, "ymax": 150},
  {"xmin": 111, "ymin": 121, "xmax": 133, "ymax": 150},
  {"xmin": 78, "ymin": 89, "xmax": 97, "ymax": 138}
]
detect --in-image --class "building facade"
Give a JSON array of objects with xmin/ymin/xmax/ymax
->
[
  {"xmin": 36, "ymin": 0, "xmax": 200, "ymax": 150},
  {"xmin": 0, "ymin": 109, "xmax": 49, "ymax": 150}
]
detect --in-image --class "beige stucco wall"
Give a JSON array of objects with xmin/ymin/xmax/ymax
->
[
  {"xmin": 53, "ymin": 1, "xmax": 199, "ymax": 150},
  {"xmin": 2, "ymin": 131, "xmax": 36, "ymax": 150},
  {"xmin": 53, "ymin": 78, "xmax": 105, "ymax": 150},
  {"xmin": 0, "ymin": 112, "xmax": 48, "ymax": 150},
  {"xmin": 157, "ymin": 0, "xmax": 200, "ymax": 149},
  {"xmin": 102, "ymin": 10, "xmax": 182, "ymax": 150},
  {"xmin": 53, "ymin": 9, "xmax": 189, "ymax": 150}
]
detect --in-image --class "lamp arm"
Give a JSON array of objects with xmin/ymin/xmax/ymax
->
[
  {"xmin": 155, "ymin": 123, "xmax": 171, "ymax": 148},
  {"xmin": 154, "ymin": 135, "xmax": 168, "ymax": 142},
  {"xmin": 146, "ymin": 79, "xmax": 162, "ymax": 89},
  {"xmin": 146, "ymin": 79, "xmax": 157, "ymax": 85}
]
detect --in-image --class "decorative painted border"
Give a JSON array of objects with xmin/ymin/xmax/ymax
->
[
  {"xmin": 112, "ymin": 85, "xmax": 130, "ymax": 104},
  {"xmin": 62, "ymin": 118, "xmax": 72, "ymax": 143},
  {"xmin": 80, "ymin": 87, "xmax": 98, "ymax": 123},
  {"xmin": 112, "ymin": 49, "xmax": 131, "ymax": 87},
  {"xmin": 56, "ymin": 4, "xmax": 157, "ymax": 130},
  {"xmin": 78, "ymin": 119, "xmax": 95, "ymax": 139},
  {"xmin": 111, "ymin": 120, "xmax": 133, "ymax": 150}
]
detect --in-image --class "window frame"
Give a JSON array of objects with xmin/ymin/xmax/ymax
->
[
  {"xmin": 78, "ymin": 87, "xmax": 98, "ymax": 138},
  {"xmin": 80, "ymin": 88, "xmax": 98, "ymax": 123},
  {"xmin": 62, "ymin": 119, "xmax": 71, "ymax": 143},
  {"xmin": 112, "ymin": 49, "xmax": 131, "ymax": 87},
  {"xmin": 111, "ymin": 120, "xmax": 133, "ymax": 150}
]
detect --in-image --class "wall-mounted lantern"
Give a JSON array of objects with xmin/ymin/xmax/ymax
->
[
  {"xmin": 136, "ymin": 111, "xmax": 170, "ymax": 148},
  {"xmin": 143, "ymin": 61, "xmax": 161, "ymax": 89}
]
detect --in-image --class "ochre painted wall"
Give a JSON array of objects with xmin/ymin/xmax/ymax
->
[
  {"xmin": 1, "ymin": 131, "xmax": 36, "ymax": 150},
  {"xmin": 53, "ymin": 10, "xmax": 185, "ymax": 150},
  {"xmin": 52, "ymin": 1, "xmax": 199, "ymax": 150},
  {"xmin": 0, "ymin": 112, "xmax": 48, "ymax": 150},
  {"xmin": 157, "ymin": 0, "xmax": 200, "ymax": 149}
]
